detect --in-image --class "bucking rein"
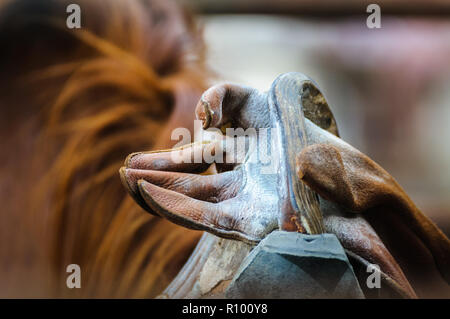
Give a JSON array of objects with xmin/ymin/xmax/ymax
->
[{"xmin": 120, "ymin": 72, "xmax": 450, "ymax": 299}]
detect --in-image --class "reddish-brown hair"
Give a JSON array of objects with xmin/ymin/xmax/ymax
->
[{"xmin": 0, "ymin": 0, "xmax": 206, "ymax": 297}]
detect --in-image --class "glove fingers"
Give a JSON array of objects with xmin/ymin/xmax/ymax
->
[
  {"xmin": 137, "ymin": 180, "xmax": 256, "ymax": 242},
  {"xmin": 125, "ymin": 141, "xmax": 217, "ymax": 173},
  {"xmin": 195, "ymin": 83, "xmax": 269, "ymax": 130},
  {"xmin": 120, "ymin": 168, "xmax": 242, "ymax": 207}
]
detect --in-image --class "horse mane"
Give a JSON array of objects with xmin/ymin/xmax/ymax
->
[{"xmin": 0, "ymin": 0, "xmax": 206, "ymax": 297}]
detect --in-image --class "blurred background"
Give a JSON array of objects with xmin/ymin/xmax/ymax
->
[
  {"xmin": 0, "ymin": 0, "xmax": 448, "ymax": 298},
  {"xmin": 177, "ymin": 0, "xmax": 450, "ymax": 236}
]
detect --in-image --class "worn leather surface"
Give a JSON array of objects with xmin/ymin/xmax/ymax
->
[
  {"xmin": 298, "ymin": 142, "xmax": 450, "ymax": 298},
  {"xmin": 120, "ymin": 81, "xmax": 450, "ymax": 298}
]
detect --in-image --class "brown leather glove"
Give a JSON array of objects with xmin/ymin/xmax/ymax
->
[
  {"xmin": 297, "ymin": 142, "xmax": 450, "ymax": 298},
  {"xmin": 120, "ymin": 82, "xmax": 450, "ymax": 298}
]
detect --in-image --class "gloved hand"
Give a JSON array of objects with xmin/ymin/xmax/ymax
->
[
  {"xmin": 120, "ymin": 83, "xmax": 280, "ymax": 243},
  {"xmin": 297, "ymin": 141, "xmax": 450, "ymax": 298},
  {"xmin": 120, "ymin": 77, "xmax": 450, "ymax": 299}
]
